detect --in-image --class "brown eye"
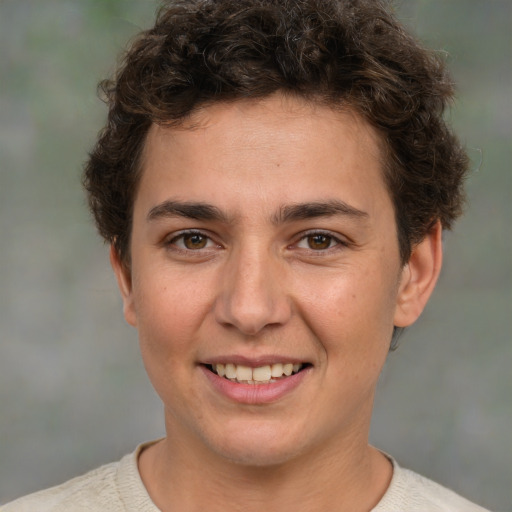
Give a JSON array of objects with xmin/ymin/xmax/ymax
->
[
  {"xmin": 307, "ymin": 234, "xmax": 333, "ymax": 250},
  {"xmin": 182, "ymin": 233, "xmax": 208, "ymax": 249}
]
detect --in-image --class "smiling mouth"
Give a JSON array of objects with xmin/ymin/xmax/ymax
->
[{"xmin": 205, "ymin": 363, "xmax": 309, "ymax": 384}]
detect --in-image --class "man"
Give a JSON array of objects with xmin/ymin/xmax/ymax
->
[{"xmin": 3, "ymin": 0, "xmax": 490, "ymax": 510}]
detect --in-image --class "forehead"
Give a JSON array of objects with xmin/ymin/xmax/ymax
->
[{"xmin": 136, "ymin": 94, "xmax": 390, "ymax": 221}]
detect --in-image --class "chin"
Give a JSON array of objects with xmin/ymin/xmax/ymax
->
[
  {"xmin": 216, "ymin": 441, "xmax": 304, "ymax": 468},
  {"xmin": 202, "ymin": 419, "xmax": 311, "ymax": 468}
]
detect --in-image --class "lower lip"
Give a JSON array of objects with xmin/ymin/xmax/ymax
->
[{"xmin": 200, "ymin": 366, "xmax": 310, "ymax": 405}]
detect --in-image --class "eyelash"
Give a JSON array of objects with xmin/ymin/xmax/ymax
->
[
  {"xmin": 293, "ymin": 230, "xmax": 346, "ymax": 252},
  {"xmin": 165, "ymin": 229, "xmax": 347, "ymax": 254},
  {"xmin": 166, "ymin": 230, "xmax": 221, "ymax": 253}
]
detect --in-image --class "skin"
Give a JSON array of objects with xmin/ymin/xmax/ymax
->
[{"xmin": 112, "ymin": 93, "xmax": 442, "ymax": 511}]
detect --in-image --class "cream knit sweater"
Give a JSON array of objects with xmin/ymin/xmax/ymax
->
[{"xmin": 2, "ymin": 443, "xmax": 490, "ymax": 512}]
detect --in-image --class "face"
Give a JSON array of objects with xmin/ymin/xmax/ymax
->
[{"xmin": 113, "ymin": 94, "xmax": 440, "ymax": 467}]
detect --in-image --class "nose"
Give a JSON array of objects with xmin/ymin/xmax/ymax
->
[{"xmin": 214, "ymin": 244, "xmax": 292, "ymax": 336}]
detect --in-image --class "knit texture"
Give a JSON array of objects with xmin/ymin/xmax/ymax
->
[{"xmin": 2, "ymin": 443, "xmax": 490, "ymax": 511}]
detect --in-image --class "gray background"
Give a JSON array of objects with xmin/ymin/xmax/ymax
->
[{"xmin": 0, "ymin": 1, "xmax": 510, "ymax": 510}]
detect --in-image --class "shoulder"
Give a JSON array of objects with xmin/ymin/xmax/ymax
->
[
  {"xmin": 2, "ymin": 460, "xmax": 121, "ymax": 512},
  {"xmin": 1, "ymin": 443, "xmax": 158, "ymax": 512},
  {"xmin": 373, "ymin": 457, "xmax": 492, "ymax": 512}
]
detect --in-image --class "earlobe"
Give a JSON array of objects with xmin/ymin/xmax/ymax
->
[
  {"xmin": 393, "ymin": 221, "xmax": 443, "ymax": 328},
  {"xmin": 110, "ymin": 245, "xmax": 137, "ymax": 327}
]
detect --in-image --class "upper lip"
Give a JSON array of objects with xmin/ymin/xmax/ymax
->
[{"xmin": 202, "ymin": 355, "xmax": 311, "ymax": 367}]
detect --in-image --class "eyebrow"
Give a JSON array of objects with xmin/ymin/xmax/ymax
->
[
  {"xmin": 147, "ymin": 199, "xmax": 368, "ymax": 225},
  {"xmin": 272, "ymin": 200, "xmax": 369, "ymax": 224},
  {"xmin": 147, "ymin": 200, "xmax": 231, "ymax": 223}
]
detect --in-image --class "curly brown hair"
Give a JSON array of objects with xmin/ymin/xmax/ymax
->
[{"xmin": 84, "ymin": 0, "xmax": 469, "ymax": 265}]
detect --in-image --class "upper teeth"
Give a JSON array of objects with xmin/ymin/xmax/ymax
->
[{"xmin": 213, "ymin": 363, "xmax": 303, "ymax": 383}]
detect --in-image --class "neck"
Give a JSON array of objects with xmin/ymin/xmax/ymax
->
[{"xmin": 139, "ymin": 420, "xmax": 392, "ymax": 512}]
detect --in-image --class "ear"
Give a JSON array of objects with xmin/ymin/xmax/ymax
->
[
  {"xmin": 393, "ymin": 221, "xmax": 443, "ymax": 328},
  {"xmin": 110, "ymin": 245, "xmax": 137, "ymax": 327}
]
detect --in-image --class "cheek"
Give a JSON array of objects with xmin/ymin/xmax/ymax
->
[
  {"xmin": 132, "ymin": 279, "xmax": 206, "ymax": 406},
  {"xmin": 133, "ymin": 271, "xmax": 214, "ymax": 357},
  {"xmin": 296, "ymin": 267, "xmax": 396, "ymax": 357}
]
